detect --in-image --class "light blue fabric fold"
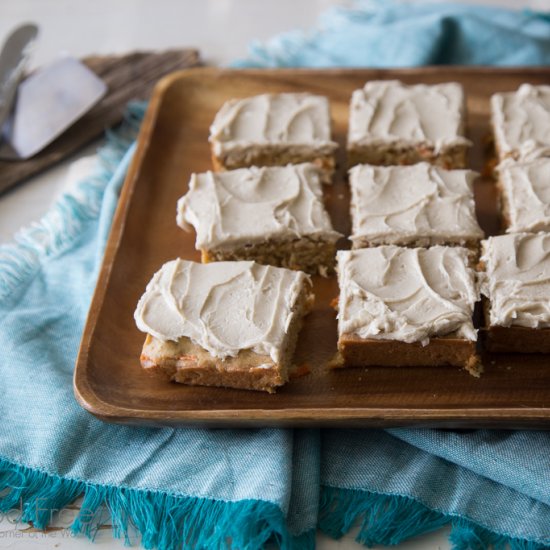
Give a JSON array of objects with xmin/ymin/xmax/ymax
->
[
  {"xmin": 2, "ymin": 1, "xmax": 550, "ymax": 549},
  {"xmin": 321, "ymin": 430, "xmax": 550, "ymax": 547},
  {"xmin": 233, "ymin": 0, "xmax": 550, "ymax": 67}
]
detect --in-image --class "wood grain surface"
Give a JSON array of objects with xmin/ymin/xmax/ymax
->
[
  {"xmin": 0, "ymin": 49, "xmax": 200, "ymax": 194},
  {"xmin": 74, "ymin": 67, "xmax": 550, "ymax": 428}
]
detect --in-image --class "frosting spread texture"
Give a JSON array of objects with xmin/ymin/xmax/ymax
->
[
  {"xmin": 491, "ymin": 84, "xmax": 550, "ymax": 160},
  {"xmin": 337, "ymin": 247, "xmax": 478, "ymax": 344},
  {"xmin": 347, "ymin": 80, "xmax": 471, "ymax": 151},
  {"xmin": 177, "ymin": 164, "xmax": 342, "ymax": 250},
  {"xmin": 209, "ymin": 93, "xmax": 337, "ymax": 154},
  {"xmin": 349, "ymin": 163, "xmax": 483, "ymax": 246},
  {"xmin": 481, "ymin": 233, "xmax": 550, "ymax": 328},
  {"xmin": 499, "ymin": 158, "xmax": 550, "ymax": 233},
  {"xmin": 134, "ymin": 259, "xmax": 310, "ymax": 362}
]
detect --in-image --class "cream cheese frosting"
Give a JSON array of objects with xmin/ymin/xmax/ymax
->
[
  {"xmin": 337, "ymin": 247, "xmax": 478, "ymax": 344},
  {"xmin": 491, "ymin": 84, "xmax": 550, "ymax": 161},
  {"xmin": 499, "ymin": 158, "xmax": 550, "ymax": 233},
  {"xmin": 347, "ymin": 80, "xmax": 471, "ymax": 151},
  {"xmin": 348, "ymin": 163, "xmax": 483, "ymax": 246},
  {"xmin": 134, "ymin": 259, "xmax": 311, "ymax": 362},
  {"xmin": 481, "ymin": 233, "xmax": 550, "ymax": 329},
  {"xmin": 177, "ymin": 164, "xmax": 342, "ymax": 250},
  {"xmin": 209, "ymin": 93, "xmax": 338, "ymax": 155}
]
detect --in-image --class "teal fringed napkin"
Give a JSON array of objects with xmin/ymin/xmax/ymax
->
[{"xmin": 2, "ymin": 2, "xmax": 550, "ymax": 549}]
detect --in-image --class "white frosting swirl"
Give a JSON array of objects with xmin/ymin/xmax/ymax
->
[
  {"xmin": 337, "ymin": 247, "xmax": 478, "ymax": 345},
  {"xmin": 499, "ymin": 158, "xmax": 550, "ymax": 233},
  {"xmin": 481, "ymin": 233, "xmax": 550, "ymax": 328},
  {"xmin": 491, "ymin": 84, "xmax": 550, "ymax": 161},
  {"xmin": 134, "ymin": 259, "xmax": 311, "ymax": 362},
  {"xmin": 349, "ymin": 163, "xmax": 483, "ymax": 246},
  {"xmin": 209, "ymin": 93, "xmax": 338, "ymax": 155},
  {"xmin": 177, "ymin": 164, "xmax": 342, "ymax": 250},
  {"xmin": 347, "ymin": 80, "xmax": 471, "ymax": 152}
]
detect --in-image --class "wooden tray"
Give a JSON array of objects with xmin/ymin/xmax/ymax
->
[{"xmin": 74, "ymin": 67, "xmax": 550, "ymax": 428}]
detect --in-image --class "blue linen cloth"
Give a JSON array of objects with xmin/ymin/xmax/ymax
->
[
  {"xmin": 234, "ymin": 0, "xmax": 550, "ymax": 67},
  {"xmin": 1, "ymin": 2, "xmax": 550, "ymax": 549}
]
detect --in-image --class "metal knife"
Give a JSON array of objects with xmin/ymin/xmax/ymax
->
[{"xmin": 0, "ymin": 23, "xmax": 38, "ymax": 134}]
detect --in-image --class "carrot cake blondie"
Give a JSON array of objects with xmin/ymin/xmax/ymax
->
[
  {"xmin": 177, "ymin": 164, "xmax": 342, "ymax": 276},
  {"xmin": 480, "ymin": 233, "xmax": 550, "ymax": 353},
  {"xmin": 496, "ymin": 158, "xmax": 550, "ymax": 233},
  {"xmin": 209, "ymin": 92, "xmax": 338, "ymax": 182},
  {"xmin": 336, "ymin": 246, "xmax": 480, "ymax": 373},
  {"xmin": 491, "ymin": 84, "xmax": 550, "ymax": 163},
  {"xmin": 347, "ymin": 80, "xmax": 471, "ymax": 169},
  {"xmin": 348, "ymin": 163, "xmax": 483, "ymax": 249},
  {"xmin": 134, "ymin": 259, "xmax": 314, "ymax": 393}
]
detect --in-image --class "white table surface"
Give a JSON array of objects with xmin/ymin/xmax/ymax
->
[{"xmin": 0, "ymin": 1, "xmax": 546, "ymax": 549}]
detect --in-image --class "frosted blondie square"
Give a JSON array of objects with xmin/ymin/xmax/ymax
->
[
  {"xmin": 347, "ymin": 80, "xmax": 471, "ymax": 169},
  {"xmin": 177, "ymin": 164, "xmax": 342, "ymax": 276}
]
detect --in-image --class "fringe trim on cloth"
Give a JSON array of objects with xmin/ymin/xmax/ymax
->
[
  {"xmin": 0, "ymin": 456, "xmax": 314, "ymax": 550},
  {"xmin": 319, "ymin": 485, "xmax": 550, "ymax": 550},
  {"xmin": 0, "ymin": 102, "xmax": 145, "ymax": 304}
]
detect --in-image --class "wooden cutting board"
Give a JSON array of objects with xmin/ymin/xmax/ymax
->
[{"xmin": 0, "ymin": 49, "xmax": 200, "ymax": 194}]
